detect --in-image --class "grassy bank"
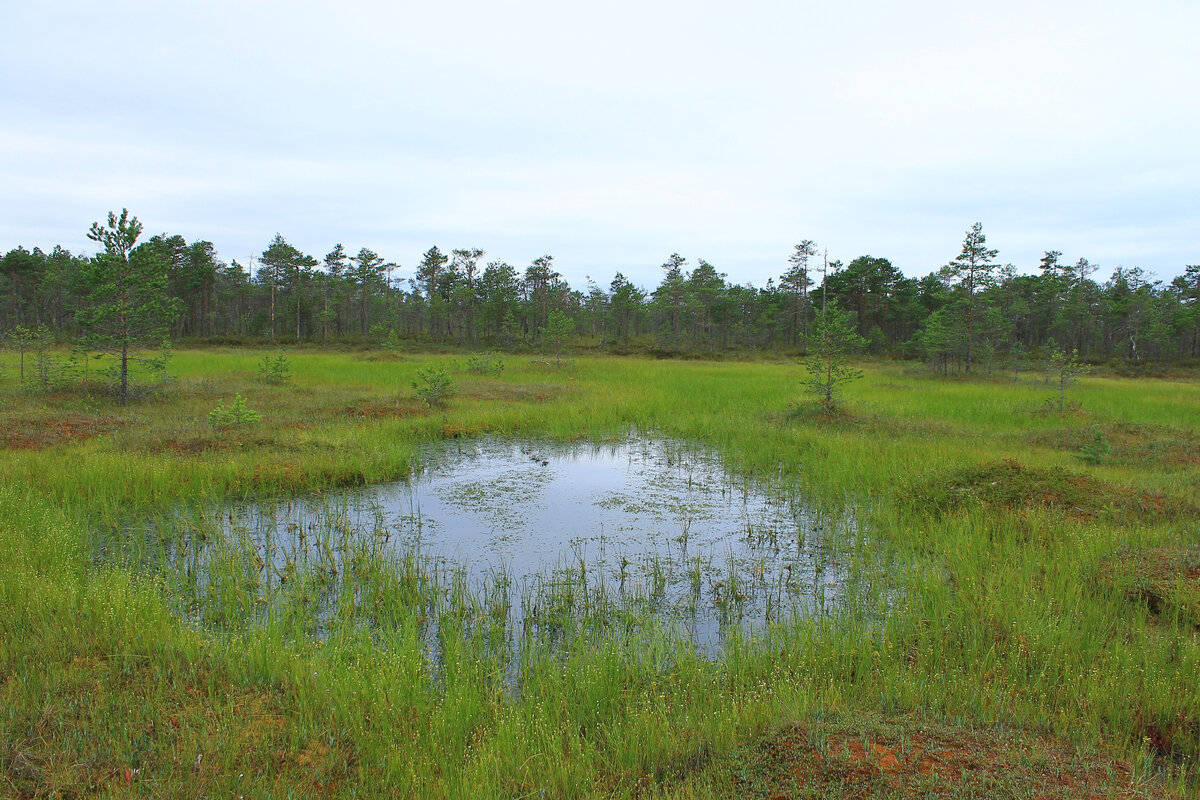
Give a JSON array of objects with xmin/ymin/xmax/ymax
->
[{"xmin": 1, "ymin": 349, "xmax": 1197, "ymax": 798}]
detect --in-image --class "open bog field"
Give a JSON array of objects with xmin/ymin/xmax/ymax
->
[{"xmin": 2, "ymin": 349, "xmax": 1198, "ymax": 798}]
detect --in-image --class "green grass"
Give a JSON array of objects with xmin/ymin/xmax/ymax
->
[{"xmin": 1, "ymin": 350, "xmax": 1197, "ymax": 798}]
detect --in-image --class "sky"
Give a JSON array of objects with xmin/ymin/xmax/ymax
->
[{"xmin": 2, "ymin": 0, "xmax": 1197, "ymax": 290}]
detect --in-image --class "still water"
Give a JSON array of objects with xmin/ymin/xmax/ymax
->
[{"xmin": 127, "ymin": 437, "xmax": 855, "ymax": 651}]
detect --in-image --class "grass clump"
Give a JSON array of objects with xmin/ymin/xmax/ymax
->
[
  {"xmin": 1032, "ymin": 422, "xmax": 1200, "ymax": 469},
  {"xmin": 1099, "ymin": 544, "xmax": 1200, "ymax": 629},
  {"xmin": 2, "ymin": 351, "xmax": 1198, "ymax": 798},
  {"xmin": 676, "ymin": 712, "xmax": 1173, "ymax": 800},
  {"xmin": 906, "ymin": 458, "xmax": 1195, "ymax": 522}
]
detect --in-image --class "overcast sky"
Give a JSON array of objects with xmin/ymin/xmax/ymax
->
[{"xmin": 2, "ymin": 0, "xmax": 1197, "ymax": 289}]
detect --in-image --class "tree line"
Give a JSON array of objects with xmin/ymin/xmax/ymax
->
[{"xmin": 3, "ymin": 214, "xmax": 1199, "ymax": 371}]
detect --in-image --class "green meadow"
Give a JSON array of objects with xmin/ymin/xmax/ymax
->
[{"xmin": 2, "ymin": 349, "xmax": 1198, "ymax": 798}]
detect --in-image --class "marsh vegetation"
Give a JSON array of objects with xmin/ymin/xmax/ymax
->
[
  {"xmin": 1, "ymin": 349, "xmax": 1197, "ymax": 798},
  {"xmin": 102, "ymin": 437, "xmax": 861, "ymax": 659}
]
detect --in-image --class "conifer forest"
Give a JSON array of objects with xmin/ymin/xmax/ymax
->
[{"xmin": 4, "ymin": 216, "xmax": 1198, "ymax": 367}]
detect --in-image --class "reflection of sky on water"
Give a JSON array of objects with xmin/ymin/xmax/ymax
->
[{"xmin": 228, "ymin": 438, "xmax": 850, "ymax": 645}]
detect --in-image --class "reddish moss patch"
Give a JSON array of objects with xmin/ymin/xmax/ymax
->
[
  {"xmin": 1134, "ymin": 707, "xmax": 1200, "ymax": 766},
  {"xmin": 440, "ymin": 422, "xmax": 482, "ymax": 438},
  {"xmin": 706, "ymin": 715, "xmax": 1173, "ymax": 799},
  {"xmin": 1031, "ymin": 423, "xmax": 1200, "ymax": 469},
  {"xmin": 0, "ymin": 412, "xmax": 122, "ymax": 450},
  {"xmin": 907, "ymin": 459, "xmax": 1194, "ymax": 522},
  {"xmin": 1100, "ymin": 545, "xmax": 1200, "ymax": 630},
  {"xmin": 0, "ymin": 655, "xmax": 338, "ymax": 800},
  {"xmin": 147, "ymin": 432, "xmax": 280, "ymax": 455},
  {"xmin": 341, "ymin": 400, "xmax": 427, "ymax": 420},
  {"xmin": 465, "ymin": 383, "xmax": 563, "ymax": 403}
]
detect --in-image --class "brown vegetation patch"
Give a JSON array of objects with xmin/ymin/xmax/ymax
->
[
  {"xmin": 466, "ymin": 382, "xmax": 562, "ymax": 403},
  {"xmin": 784, "ymin": 404, "xmax": 958, "ymax": 439},
  {"xmin": 1098, "ymin": 545, "xmax": 1200, "ymax": 630},
  {"xmin": 235, "ymin": 460, "xmax": 372, "ymax": 492},
  {"xmin": 907, "ymin": 459, "xmax": 1195, "ymax": 522},
  {"xmin": 353, "ymin": 351, "xmax": 406, "ymax": 362},
  {"xmin": 1029, "ymin": 398, "xmax": 1089, "ymax": 418},
  {"xmin": 0, "ymin": 655, "xmax": 344, "ymax": 800},
  {"xmin": 148, "ymin": 432, "xmax": 280, "ymax": 455},
  {"xmin": 712, "ymin": 715, "xmax": 1171, "ymax": 799},
  {"xmin": 341, "ymin": 400, "xmax": 428, "ymax": 419},
  {"xmin": 0, "ymin": 412, "xmax": 121, "ymax": 450},
  {"xmin": 1031, "ymin": 423, "xmax": 1200, "ymax": 469},
  {"xmin": 439, "ymin": 422, "xmax": 483, "ymax": 438}
]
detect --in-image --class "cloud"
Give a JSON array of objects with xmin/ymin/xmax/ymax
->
[{"xmin": 2, "ymin": 0, "xmax": 1197, "ymax": 286}]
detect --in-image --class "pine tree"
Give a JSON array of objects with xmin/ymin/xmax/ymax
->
[
  {"xmin": 350, "ymin": 248, "xmax": 392, "ymax": 341},
  {"xmin": 803, "ymin": 307, "xmax": 865, "ymax": 414},
  {"xmin": 544, "ymin": 307, "xmax": 575, "ymax": 366},
  {"xmin": 415, "ymin": 246, "xmax": 450, "ymax": 340},
  {"xmin": 783, "ymin": 240, "xmax": 816, "ymax": 349},
  {"xmin": 942, "ymin": 222, "xmax": 999, "ymax": 372},
  {"xmin": 652, "ymin": 253, "xmax": 687, "ymax": 350},
  {"xmin": 78, "ymin": 209, "xmax": 181, "ymax": 404}
]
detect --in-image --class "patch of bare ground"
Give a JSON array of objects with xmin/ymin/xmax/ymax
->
[{"xmin": 702, "ymin": 715, "xmax": 1176, "ymax": 799}]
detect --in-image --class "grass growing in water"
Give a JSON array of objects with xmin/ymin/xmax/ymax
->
[{"xmin": 1, "ymin": 350, "xmax": 1198, "ymax": 797}]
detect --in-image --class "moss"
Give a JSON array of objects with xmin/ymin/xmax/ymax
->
[
  {"xmin": 906, "ymin": 458, "xmax": 1195, "ymax": 522},
  {"xmin": 1099, "ymin": 544, "xmax": 1200, "ymax": 630},
  {"xmin": 681, "ymin": 713, "xmax": 1171, "ymax": 800}
]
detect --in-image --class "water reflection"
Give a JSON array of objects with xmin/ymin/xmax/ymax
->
[{"xmin": 119, "ymin": 437, "xmax": 856, "ymax": 654}]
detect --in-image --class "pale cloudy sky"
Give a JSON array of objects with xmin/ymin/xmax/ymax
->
[{"xmin": 2, "ymin": 0, "xmax": 1197, "ymax": 289}]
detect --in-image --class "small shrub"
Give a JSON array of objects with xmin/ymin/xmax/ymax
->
[
  {"xmin": 209, "ymin": 394, "xmax": 261, "ymax": 428},
  {"xmin": 802, "ymin": 308, "xmax": 865, "ymax": 414},
  {"xmin": 258, "ymin": 350, "xmax": 291, "ymax": 384},
  {"xmin": 1075, "ymin": 426, "xmax": 1112, "ymax": 464},
  {"xmin": 143, "ymin": 338, "xmax": 174, "ymax": 387},
  {"xmin": 32, "ymin": 328, "xmax": 58, "ymax": 390},
  {"xmin": 413, "ymin": 365, "xmax": 456, "ymax": 408},
  {"xmin": 465, "ymin": 352, "xmax": 504, "ymax": 376},
  {"xmin": 1047, "ymin": 342, "xmax": 1088, "ymax": 411},
  {"xmin": 1032, "ymin": 396, "xmax": 1082, "ymax": 416},
  {"xmin": 7, "ymin": 325, "xmax": 58, "ymax": 391}
]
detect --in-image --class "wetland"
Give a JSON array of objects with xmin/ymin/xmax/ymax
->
[
  {"xmin": 3, "ymin": 350, "xmax": 1197, "ymax": 799},
  {"xmin": 105, "ymin": 437, "xmax": 859, "ymax": 655}
]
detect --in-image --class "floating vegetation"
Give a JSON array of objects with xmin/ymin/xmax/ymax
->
[{"xmin": 98, "ymin": 437, "xmax": 874, "ymax": 661}]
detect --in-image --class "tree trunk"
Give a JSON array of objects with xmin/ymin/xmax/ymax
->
[{"xmin": 119, "ymin": 342, "xmax": 129, "ymax": 405}]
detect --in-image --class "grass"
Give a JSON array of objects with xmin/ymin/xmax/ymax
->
[
  {"xmin": 904, "ymin": 458, "xmax": 1197, "ymax": 522},
  {"xmin": 1096, "ymin": 544, "xmax": 1200, "ymax": 631},
  {"xmin": 1, "ymin": 349, "xmax": 1198, "ymax": 798},
  {"xmin": 673, "ymin": 712, "xmax": 1176, "ymax": 799}
]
